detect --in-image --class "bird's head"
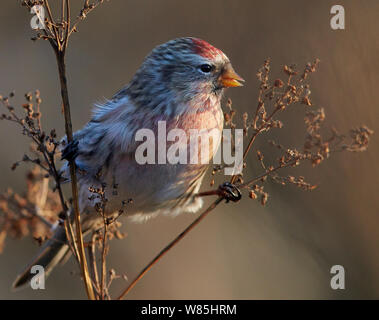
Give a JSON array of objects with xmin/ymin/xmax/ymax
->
[{"xmin": 128, "ymin": 37, "xmax": 244, "ymax": 113}]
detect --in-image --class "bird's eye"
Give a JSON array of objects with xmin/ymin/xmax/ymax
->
[{"xmin": 199, "ymin": 64, "xmax": 213, "ymax": 73}]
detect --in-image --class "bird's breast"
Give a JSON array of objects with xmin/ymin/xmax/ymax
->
[{"xmin": 168, "ymin": 98, "xmax": 224, "ymax": 163}]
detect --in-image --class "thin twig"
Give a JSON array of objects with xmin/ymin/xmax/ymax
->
[
  {"xmin": 117, "ymin": 197, "xmax": 223, "ymax": 300},
  {"xmin": 100, "ymin": 215, "xmax": 108, "ymax": 300},
  {"xmin": 240, "ymin": 159, "xmax": 299, "ymax": 189},
  {"xmin": 45, "ymin": 0, "xmax": 95, "ymax": 300},
  {"xmin": 87, "ymin": 234, "xmax": 100, "ymax": 299},
  {"xmin": 44, "ymin": 1, "xmax": 61, "ymax": 50}
]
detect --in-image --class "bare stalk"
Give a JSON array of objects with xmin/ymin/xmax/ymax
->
[
  {"xmin": 53, "ymin": 50, "xmax": 94, "ymax": 300},
  {"xmin": 100, "ymin": 215, "xmax": 108, "ymax": 299},
  {"xmin": 43, "ymin": 0, "xmax": 95, "ymax": 300},
  {"xmin": 88, "ymin": 233, "xmax": 101, "ymax": 299},
  {"xmin": 117, "ymin": 197, "xmax": 223, "ymax": 300}
]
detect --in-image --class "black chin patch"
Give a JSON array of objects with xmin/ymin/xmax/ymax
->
[{"xmin": 212, "ymin": 83, "xmax": 223, "ymax": 94}]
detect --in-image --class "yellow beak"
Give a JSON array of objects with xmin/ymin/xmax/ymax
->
[{"xmin": 219, "ymin": 64, "xmax": 244, "ymax": 88}]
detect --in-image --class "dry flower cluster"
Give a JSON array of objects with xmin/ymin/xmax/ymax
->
[
  {"xmin": 0, "ymin": 0, "xmax": 373, "ymax": 300},
  {"xmin": 0, "ymin": 89, "xmax": 127, "ymax": 299},
  {"xmin": 211, "ymin": 59, "xmax": 373, "ymax": 208},
  {"xmin": 0, "ymin": 167, "xmax": 57, "ymax": 253}
]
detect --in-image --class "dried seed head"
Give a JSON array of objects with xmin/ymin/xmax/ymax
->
[
  {"xmin": 249, "ymin": 190, "xmax": 257, "ymax": 200},
  {"xmin": 274, "ymin": 79, "xmax": 284, "ymax": 88},
  {"xmin": 261, "ymin": 193, "xmax": 268, "ymax": 206}
]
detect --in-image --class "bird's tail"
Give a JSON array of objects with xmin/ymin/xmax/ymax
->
[{"xmin": 12, "ymin": 226, "xmax": 70, "ymax": 290}]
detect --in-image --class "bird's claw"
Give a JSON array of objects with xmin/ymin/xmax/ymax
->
[
  {"xmin": 218, "ymin": 182, "xmax": 242, "ymax": 203},
  {"xmin": 61, "ymin": 140, "xmax": 79, "ymax": 162}
]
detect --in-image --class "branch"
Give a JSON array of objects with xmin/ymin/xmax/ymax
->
[
  {"xmin": 45, "ymin": 0, "xmax": 95, "ymax": 300},
  {"xmin": 116, "ymin": 197, "xmax": 223, "ymax": 300}
]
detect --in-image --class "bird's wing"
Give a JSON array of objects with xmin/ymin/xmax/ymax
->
[{"xmin": 59, "ymin": 95, "xmax": 144, "ymax": 181}]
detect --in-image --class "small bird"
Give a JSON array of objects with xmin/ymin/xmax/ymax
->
[{"xmin": 13, "ymin": 37, "xmax": 244, "ymax": 288}]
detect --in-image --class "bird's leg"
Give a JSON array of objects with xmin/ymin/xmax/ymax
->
[
  {"xmin": 61, "ymin": 140, "xmax": 79, "ymax": 162},
  {"xmin": 196, "ymin": 182, "xmax": 242, "ymax": 203},
  {"xmin": 218, "ymin": 182, "xmax": 242, "ymax": 203}
]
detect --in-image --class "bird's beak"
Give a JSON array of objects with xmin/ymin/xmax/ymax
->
[{"xmin": 219, "ymin": 64, "xmax": 245, "ymax": 88}]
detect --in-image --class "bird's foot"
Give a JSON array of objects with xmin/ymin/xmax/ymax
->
[
  {"xmin": 61, "ymin": 140, "xmax": 79, "ymax": 162},
  {"xmin": 218, "ymin": 182, "xmax": 242, "ymax": 203}
]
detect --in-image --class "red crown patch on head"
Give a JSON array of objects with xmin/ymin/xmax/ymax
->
[{"xmin": 191, "ymin": 38, "xmax": 225, "ymax": 59}]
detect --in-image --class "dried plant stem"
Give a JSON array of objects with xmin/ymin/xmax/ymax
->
[
  {"xmin": 231, "ymin": 131, "xmax": 260, "ymax": 184},
  {"xmin": 241, "ymin": 159, "xmax": 299, "ymax": 188},
  {"xmin": 88, "ymin": 234, "xmax": 101, "ymax": 299},
  {"xmin": 44, "ymin": 0, "xmax": 94, "ymax": 298},
  {"xmin": 117, "ymin": 197, "xmax": 223, "ymax": 300},
  {"xmin": 100, "ymin": 216, "xmax": 108, "ymax": 300},
  {"xmin": 52, "ymin": 49, "xmax": 95, "ymax": 300}
]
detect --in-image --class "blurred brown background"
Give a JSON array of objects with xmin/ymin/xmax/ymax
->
[{"xmin": 0, "ymin": 0, "xmax": 378, "ymax": 299}]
